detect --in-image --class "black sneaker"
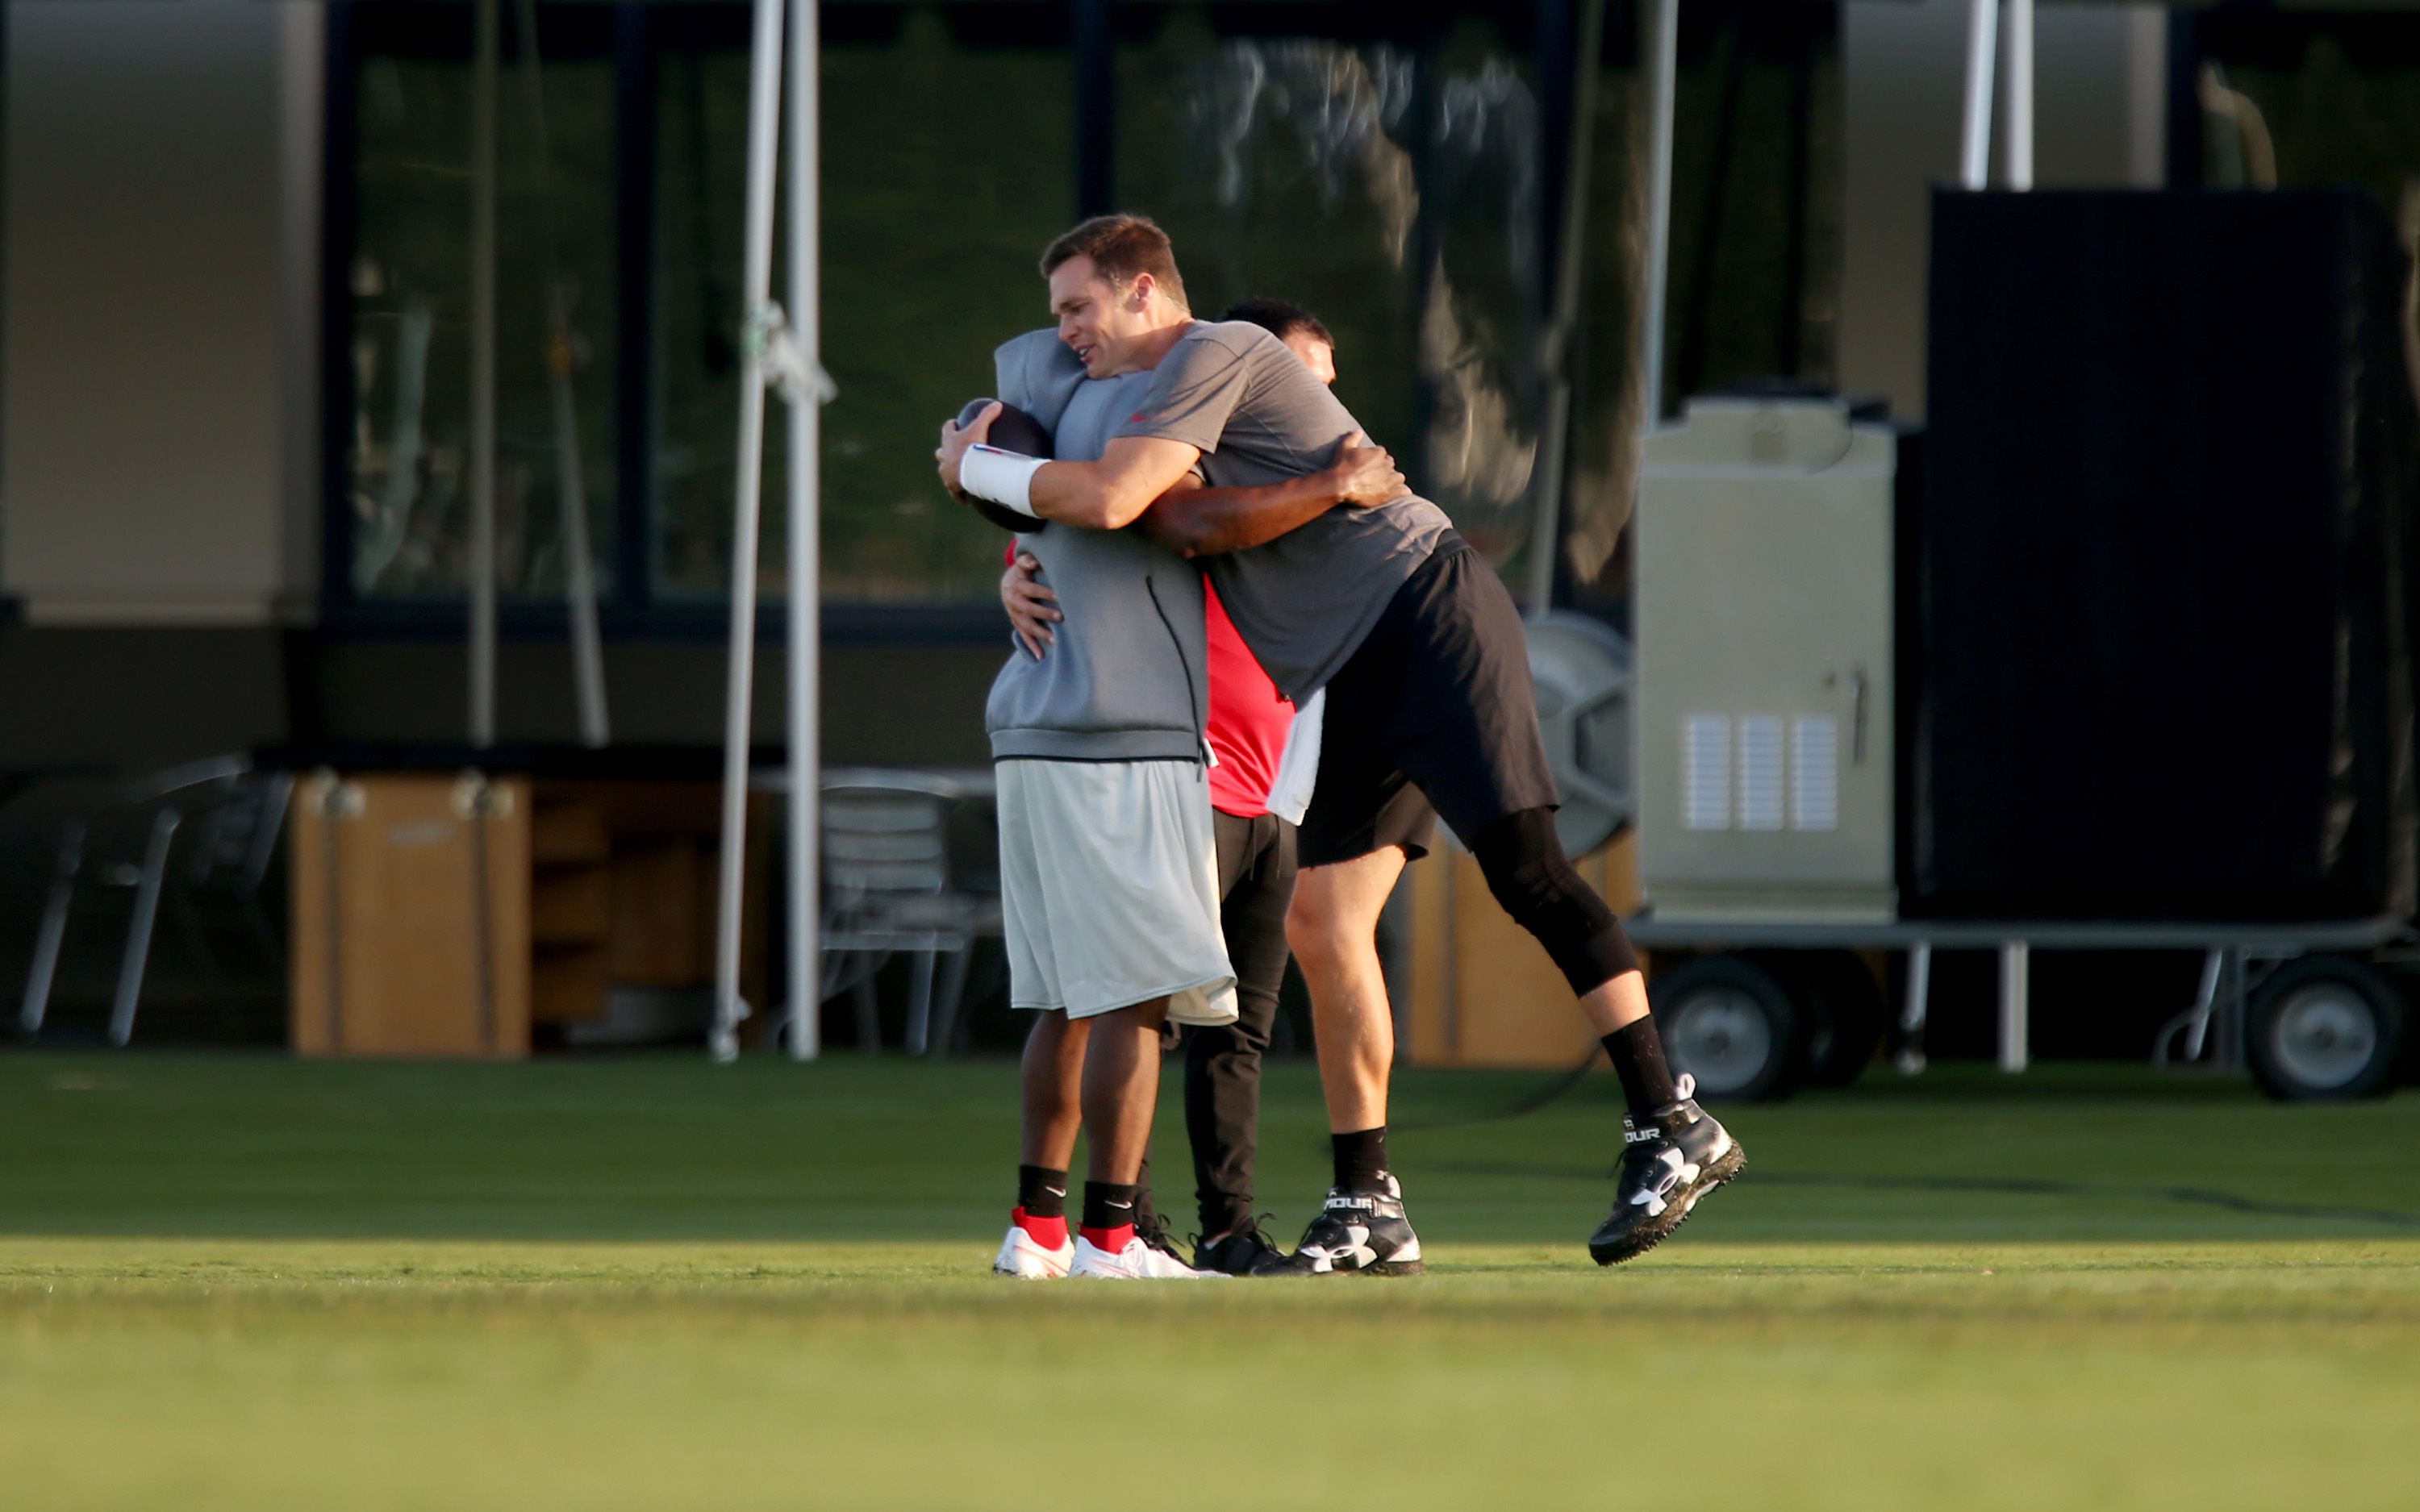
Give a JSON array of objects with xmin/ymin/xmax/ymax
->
[
  {"xmin": 1590, "ymin": 1074, "xmax": 1744, "ymax": 1266},
  {"xmin": 1134, "ymin": 1210, "xmax": 1189, "ymax": 1264},
  {"xmin": 1255, "ymin": 1176, "xmax": 1426, "ymax": 1277},
  {"xmin": 1192, "ymin": 1220, "xmax": 1284, "ymax": 1277}
]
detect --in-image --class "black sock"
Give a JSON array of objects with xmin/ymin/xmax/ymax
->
[
  {"xmin": 1331, "ymin": 1127, "xmax": 1390, "ymax": 1193},
  {"xmin": 1016, "ymin": 1164, "xmax": 1068, "ymax": 1219},
  {"xmin": 1603, "ymin": 1018, "xmax": 1679, "ymax": 1115},
  {"xmin": 1081, "ymin": 1181, "xmax": 1141, "ymax": 1233}
]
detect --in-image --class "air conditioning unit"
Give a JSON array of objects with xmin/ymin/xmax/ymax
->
[{"xmin": 1633, "ymin": 395, "xmax": 1896, "ymax": 922}]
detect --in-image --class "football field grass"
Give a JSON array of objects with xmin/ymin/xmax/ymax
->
[{"xmin": 2, "ymin": 1052, "xmax": 2416, "ymax": 1510}]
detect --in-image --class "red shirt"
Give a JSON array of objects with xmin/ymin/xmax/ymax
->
[{"xmin": 1204, "ymin": 575, "xmax": 1295, "ymax": 818}]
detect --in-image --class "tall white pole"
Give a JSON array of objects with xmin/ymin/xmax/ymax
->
[
  {"xmin": 469, "ymin": 0, "xmax": 500, "ymax": 748},
  {"xmin": 785, "ymin": 0, "xmax": 822, "ymax": 1061},
  {"xmin": 1638, "ymin": 0, "xmax": 1679, "ymax": 422},
  {"xmin": 2003, "ymin": 0, "xmax": 2034, "ymax": 191},
  {"xmin": 711, "ymin": 0, "xmax": 787, "ymax": 1062},
  {"xmin": 1959, "ymin": 0, "xmax": 2001, "ymax": 191}
]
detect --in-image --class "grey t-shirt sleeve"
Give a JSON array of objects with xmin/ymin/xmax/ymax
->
[{"xmin": 1116, "ymin": 334, "xmax": 1250, "ymax": 455}]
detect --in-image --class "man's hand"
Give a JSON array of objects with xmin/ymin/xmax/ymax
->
[
  {"xmin": 1328, "ymin": 431, "xmax": 1406, "ymax": 507},
  {"xmin": 1001, "ymin": 552, "xmax": 1061, "ymax": 660},
  {"xmin": 936, "ymin": 401, "xmax": 999, "ymax": 498}
]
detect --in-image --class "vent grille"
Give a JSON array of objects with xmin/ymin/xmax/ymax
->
[
  {"xmin": 1737, "ymin": 717, "xmax": 1786, "ymax": 830},
  {"xmin": 1792, "ymin": 716, "xmax": 1839, "ymax": 831},
  {"xmin": 1682, "ymin": 715, "xmax": 1730, "ymax": 831}
]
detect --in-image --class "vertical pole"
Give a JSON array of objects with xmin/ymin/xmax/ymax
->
[
  {"xmin": 469, "ymin": 0, "xmax": 501, "ymax": 748},
  {"xmin": 1896, "ymin": 941, "xmax": 1932, "ymax": 1074},
  {"xmin": 1998, "ymin": 939, "xmax": 2029, "ymax": 1073},
  {"xmin": 2004, "ymin": 0, "xmax": 2034, "ymax": 191},
  {"xmin": 786, "ymin": 0, "xmax": 821, "ymax": 1061},
  {"xmin": 1959, "ymin": 0, "xmax": 2001, "ymax": 191},
  {"xmin": 1525, "ymin": 0, "xmax": 1605, "ymax": 614},
  {"xmin": 712, "ymin": 0, "xmax": 787, "ymax": 1062},
  {"xmin": 512, "ymin": 0, "xmax": 611, "ymax": 748},
  {"xmin": 1638, "ymin": 0, "xmax": 1679, "ymax": 424}
]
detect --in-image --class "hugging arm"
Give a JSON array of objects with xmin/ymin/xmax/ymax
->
[{"xmin": 1133, "ymin": 433, "xmax": 1405, "ymax": 558}]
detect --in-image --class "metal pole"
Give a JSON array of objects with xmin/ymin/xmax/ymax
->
[
  {"xmin": 1895, "ymin": 941, "xmax": 1932, "ymax": 1075},
  {"xmin": 786, "ymin": 0, "xmax": 822, "ymax": 1061},
  {"xmin": 512, "ymin": 0, "xmax": 611, "ymax": 748},
  {"xmin": 1959, "ymin": 0, "xmax": 2001, "ymax": 191},
  {"xmin": 2004, "ymin": 0, "xmax": 2034, "ymax": 191},
  {"xmin": 711, "ymin": 0, "xmax": 786, "ymax": 1061},
  {"xmin": 1525, "ymin": 0, "xmax": 1606, "ymax": 614},
  {"xmin": 1998, "ymin": 939, "xmax": 2029, "ymax": 1073},
  {"xmin": 108, "ymin": 810, "xmax": 182, "ymax": 1048},
  {"xmin": 469, "ymin": 0, "xmax": 501, "ymax": 748},
  {"xmin": 1638, "ymin": 0, "xmax": 1679, "ymax": 422}
]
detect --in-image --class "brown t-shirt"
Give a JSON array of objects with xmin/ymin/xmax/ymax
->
[{"xmin": 1117, "ymin": 320, "xmax": 1451, "ymax": 700}]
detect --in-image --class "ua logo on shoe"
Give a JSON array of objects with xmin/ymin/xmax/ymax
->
[
  {"xmin": 1304, "ymin": 1224, "xmax": 1377, "ymax": 1269},
  {"xmin": 1629, "ymin": 1148, "xmax": 1700, "ymax": 1217}
]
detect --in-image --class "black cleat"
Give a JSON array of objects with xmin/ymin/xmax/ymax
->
[
  {"xmin": 1193, "ymin": 1220, "xmax": 1286, "ymax": 1277},
  {"xmin": 1256, "ymin": 1177, "xmax": 1426, "ymax": 1277},
  {"xmin": 1590, "ymin": 1075, "xmax": 1744, "ymax": 1265},
  {"xmin": 1134, "ymin": 1210, "xmax": 1190, "ymax": 1264}
]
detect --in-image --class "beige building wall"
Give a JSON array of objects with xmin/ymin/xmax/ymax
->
[
  {"xmin": 2, "ymin": 0, "xmax": 321, "ymax": 626},
  {"xmin": 1841, "ymin": 1, "xmax": 2168, "ymax": 419}
]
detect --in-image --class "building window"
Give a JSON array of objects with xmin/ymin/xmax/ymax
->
[{"xmin": 327, "ymin": 2, "xmax": 1074, "ymax": 629}]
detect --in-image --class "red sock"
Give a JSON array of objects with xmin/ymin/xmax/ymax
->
[
  {"xmin": 1080, "ymin": 1223, "xmax": 1135, "ymax": 1253},
  {"xmin": 1012, "ymin": 1206, "xmax": 1068, "ymax": 1248}
]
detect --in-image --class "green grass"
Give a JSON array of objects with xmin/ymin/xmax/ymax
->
[{"xmin": 3, "ymin": 1054, "xmax": 2418, "ymax": 1510}]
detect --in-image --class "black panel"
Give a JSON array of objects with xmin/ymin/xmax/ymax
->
[{"xmin": 1914, "ymin": 190, "xmax": 2419, "ymax": 922}]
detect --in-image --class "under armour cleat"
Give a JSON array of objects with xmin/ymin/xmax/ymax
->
[
  {"xmin": 1589, "ymin": 1074, "xmax": 1744, "ymax": 1265},
  {"xmin": 1070, "ymin": 1233, "xmax": 1229, "ymax": 1280},
  {"xmin": 1257, "ymin": 1177, "xmax": 1425, "ymax": 1277},
  {"xmin": 993, "ymin": 1218, "xmax": 1074, "ymax": 1280}
]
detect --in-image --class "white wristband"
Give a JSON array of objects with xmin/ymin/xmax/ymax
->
[{"xmin": 960, "ymin": 445, "xmax": 1046, "ymax": 518}]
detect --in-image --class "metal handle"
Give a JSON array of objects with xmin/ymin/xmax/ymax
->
[{"xmin": 1850, "ymin": 666, "xmax": 1869, "ymax": 765}]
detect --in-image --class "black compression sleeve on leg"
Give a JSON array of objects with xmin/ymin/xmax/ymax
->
[{"xmin": 1469, "ymin": 807, "xmax": 1640, "ymax": 996}]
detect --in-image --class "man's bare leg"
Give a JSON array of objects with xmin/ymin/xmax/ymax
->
[
  {"xmin": 1575, "ymin": 969, "xmax": 1650, "ymax": 1036},
  {"xmin": 999, "ymin": 1010, "xmax": 1091, "ymax": 1277},
  {"xmin": 1020, "ymin": 1010, "xmax": 1088, "ymax": 1169},
  {"xmin": 1079, "ymin": 998, "xmax": 1168, "ymax": 1185},
  {"xmin": 1285, "ymin": 848, "xmax": 1407, "ymax": 1135}
]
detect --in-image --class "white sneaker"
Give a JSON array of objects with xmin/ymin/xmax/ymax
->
[
  {"xmin": 1069, "ymin": 1234, "xmax": 1229, "ymax": 1280},
  {"xmin": 993, "ymin": 1223, "xmax": 1074, "ymax": 1279}
]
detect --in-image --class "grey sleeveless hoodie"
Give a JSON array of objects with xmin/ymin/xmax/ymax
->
[{"xmin": 983, "ymin": 330, "xmax": 1210, "ymax": 764}]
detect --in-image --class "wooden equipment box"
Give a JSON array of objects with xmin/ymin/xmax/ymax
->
[{"xmin": 288, "ymin": 771, "xmax": 757, "ymax": 1059}]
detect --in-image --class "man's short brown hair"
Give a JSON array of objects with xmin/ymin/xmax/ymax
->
[{"xmin": 1041, "ymin": 214, "xmax": 1190, "ymax": 312}]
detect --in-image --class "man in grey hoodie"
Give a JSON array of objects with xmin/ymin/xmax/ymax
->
[{"xmin": 963, "ymin": 270, "xmax": 1404, "ymax": 1281}]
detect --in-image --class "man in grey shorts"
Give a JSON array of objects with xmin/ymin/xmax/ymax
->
[
  {"xmin": 944, "ymin": 214, "xmax": 1744, "ymax": 1272},
  {"xmin": 954, "ymin": 260, "xmax": 1403, "ymax": 1281}
]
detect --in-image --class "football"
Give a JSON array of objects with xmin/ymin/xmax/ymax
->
[{"xmin": 953, "ymin": 397, "xmax": 1052, "ymax": 534}]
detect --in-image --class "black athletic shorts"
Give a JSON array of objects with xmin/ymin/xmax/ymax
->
[{"xmin": 1296, "ymin": 533, "xmax": 1559, "ymax": 868}]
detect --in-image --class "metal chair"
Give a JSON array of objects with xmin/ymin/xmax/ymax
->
[
  {"xmin": 17, "ymin": 758, "xmax": 288, "ymax": 1046},
  {"xmin": 818, "ymin": 768, "xmax": 998, "ymax": 1056}
]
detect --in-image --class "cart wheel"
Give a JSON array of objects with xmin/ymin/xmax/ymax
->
[
  {"xmin": 1650, "ymin": 954, "xmax": 1810, "ymax": 1103},
  {"xmin": 1796, "ymin": 952, "xmax": 1887, "ymax": 1088},
  {"xmin": 2245, "ymin": 956, "xmax": 2405, "ymax": 1102}
]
